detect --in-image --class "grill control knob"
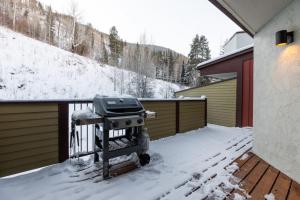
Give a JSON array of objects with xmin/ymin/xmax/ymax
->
[
  {"xmin": 137, "ymin": 119, "xmax": 143, "ymax": 124},
  {"xmin": 112, "ymin": 121, "xmax": 119, "ymax": 128},
  {"xmin": 126, "ymin": 120, "xmax": 132, "ymax": 126}
]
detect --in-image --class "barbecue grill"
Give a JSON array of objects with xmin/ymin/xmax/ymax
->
[
  {"xmin": 70, "ymin": 96, "xmax": 153, "ymax": 179},
  {"xmin": 93, "ymin": 95, "xmax": 151, "ymax": 179}
]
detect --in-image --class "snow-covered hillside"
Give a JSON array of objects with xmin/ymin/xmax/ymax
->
[{"xmin": 0, "ymin": 27, "xmax": 185, "ymax": 100}]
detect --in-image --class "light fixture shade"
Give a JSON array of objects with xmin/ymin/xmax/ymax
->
[
  {"xmin": 276, "ymin": 30, "xmax": 294, "ymax": 46},
  {"xmin": 276, "ymin": 30, "xmax": 287, "ymax": 46}
]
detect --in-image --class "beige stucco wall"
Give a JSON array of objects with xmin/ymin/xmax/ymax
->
[{"xmin": 254, "ymin": 0, "xmax": 300, "ymax": 182}]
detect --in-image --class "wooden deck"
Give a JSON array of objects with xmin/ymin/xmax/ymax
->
[{"xmin": 226, "ymin": 152, "xmax": 300, "ymax": 199}]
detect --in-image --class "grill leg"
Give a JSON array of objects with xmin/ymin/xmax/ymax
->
[
  {"xmin": 102, "ymin": 126, "xmax": 110, "ymax": 179},
  {"xmin": 94, "ymin": 124, "xmax": 100, "ymax": 162},
  {"xmin": 94, "ymin": 151, "xmax": 99, "ymax": 162}
]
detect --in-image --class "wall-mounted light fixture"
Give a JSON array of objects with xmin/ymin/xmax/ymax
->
[{"xmin": 276, "ymin": 30, "xmax": 294, "ymax": 46}]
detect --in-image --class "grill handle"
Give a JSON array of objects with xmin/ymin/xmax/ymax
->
[{"xmin": 100, "ymin": 110, "xmax": 146, "ymax": 117}]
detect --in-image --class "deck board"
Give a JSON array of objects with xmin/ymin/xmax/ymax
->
[
  {"xmin": 225, "ymin": 152, "xmax": 300, "ymax": 200},
  {"xmin": 227, "ymin": 159, "xmax": 269, "ymax": 199},
  {"xmin": 250, "ymin": 166, "xmax": 279, "ymax": 199},
  {"xmin": 224, "ymin": 155, "xmax": 260, "ymax": 199},
  {"xmin": 233, "ymin": 155, "xmax": 260, "ymax": 180},
  {"xmin": 288, "ymin": 181, "xmax": 300, "ymax": 200},
  {"xmin": 271, "ymin": 173, "xmax": 292, "ymax": 199},
  {"xmin": 240, "ymin": 160, "xmax": 269, "ymax": 193}
]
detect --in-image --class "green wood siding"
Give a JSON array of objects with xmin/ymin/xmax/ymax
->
[
  {"xmin": 0, "ymin": 104, "xmax": 59, "ymax": 177},
  {"xmin": 176, "ymin": 79, "xmax": 237, "ymax": 127}
]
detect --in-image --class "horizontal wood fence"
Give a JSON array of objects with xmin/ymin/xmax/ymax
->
[
  {"xmin": 0, "ymin": 103, "xmax": 59, "ymax": 177},
  {"xmin": 0, "ymin": 98, "xmax": 206, "ymax": 177},
  {"xmin": 141, "ymin": 99, "xmax": 206, "ymax": 140},
  {"xmin": 176, "ymin": 79, "xmax": 237, "ymax": 127}
]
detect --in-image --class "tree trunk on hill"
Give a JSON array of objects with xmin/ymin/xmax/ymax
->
[
  {"xmin": 12, "ymin": 1, "xmax": 16, "ymax": 30},
  {"xmin": 129, "ymin": 34, "xmax": 154, "ymax": 98},
  {"xmin": 69, "ymin": 0, "xmax": 81, "ymax": 52},
  {"xmin": 57, "ymin": 18, "xmax": 61, "ymax": 46}
]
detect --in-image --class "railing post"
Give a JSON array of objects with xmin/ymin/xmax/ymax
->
[
  {"xmin": 204, "ymin": 98, "xmax": 208, "ymax": 126},
  {"xmin": 176, "ymin": 101, "xmax": 180, "ymax": 133},
  {"xmin": 58, "ymin": 102, "xmax": 69, "ymax": 162}
]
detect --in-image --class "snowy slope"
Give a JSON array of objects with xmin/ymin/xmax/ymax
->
[
  {"xmin": 0, "ymin": 125, "xmax": 253, "ymax": 200},
  {"xmin": 0, "ymin": 26, "xmax": 184, "ymax": 100}
]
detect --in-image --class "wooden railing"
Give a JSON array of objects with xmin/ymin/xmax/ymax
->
[{"xmin": 0, "ymin": 98, "xmax": 206, "ymax": 177}]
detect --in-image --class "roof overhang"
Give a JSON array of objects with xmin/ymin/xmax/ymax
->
[
  {"xmin": 197, "ymin": 45, "xmax": 253, "ymax": 70},
  {"xmin": 209, "ymin": 0, "xmax": 294, "ymax": 36}
]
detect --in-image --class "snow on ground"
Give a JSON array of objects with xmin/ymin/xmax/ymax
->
[
  {"xmin": 233, "ymin": 193, "xmax": 246, "ymax": 200},
  {"xmin": 240, "ymin": 153, "xmax": 249, "ymax": 161},
  {"xmin": 264, "ymin": 193, "xmax": 275, "ymax": 200},
  {"xmin": 0, "ymin": 125, "xmax": 253, "ymax": 200},
  {"xmin": 0, "ymin": 26, "xmax": 184, "ymax": 100}
]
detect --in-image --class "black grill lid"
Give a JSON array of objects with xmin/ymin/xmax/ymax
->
[{"xmin": 93, "ymin": 95, "xmax": 145, "ymax": 116}]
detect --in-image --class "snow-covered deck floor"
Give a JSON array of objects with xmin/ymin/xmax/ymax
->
[{"xmin": 0, "ymin": 124, "xmax": 252, "ymax": 200}]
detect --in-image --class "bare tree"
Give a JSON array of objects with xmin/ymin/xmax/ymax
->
[
  {"xmin": 46, "ymin": 6, "xmax": 54, "ymax": 44},
  {"xmin": 68, "ymin": 0, "xmax": 81, "ymax": 52},
  {"xmin": 129, "ymin": 33, "xmax": 154, "ymax": 98},
  {"xmin": 31, "ymin": 17, "xmax": 41, "ymax": 40},
  {"xmin": 0, "ymin": 0, "xmax": 8, "ymax": 26},
  {"xmin": 12, "ymin": 0, "xmax": 17, "ymax": 30},
  {"xmin": 57, "ymin": 16, "xmax": 61, "ymax": 46}
]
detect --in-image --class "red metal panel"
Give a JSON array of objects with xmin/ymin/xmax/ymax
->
[
  {"xmin": 242, "ymin": 60, "xmax": 250, "ymax": 127},
  {"xmin": 242, "ymin": 59, "xmax": 254, "ymax": 127},
  {"xmin": 249, "ymin": 60, "xmax": 253, "ymax": 127}
]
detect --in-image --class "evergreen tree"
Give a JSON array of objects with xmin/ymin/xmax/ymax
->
[
  {"xmin": 109, "ymin": 26, "xmax": 122, "ymax": 66},
  {"xmin": 186, "ymin": 34, "xmax": 211, "ymax": 86},
  {"xmin": 133, "ymin": 43, "xmax": 141, "ymax": 71},
  {"xmin": 180, "ymin": 61, "xmax": 186, "ymax": 84},
  {"xmin": 167, "ymin": 50, "xmax": 176, "ymax": 81},
  {"xmin": 188, "ymin": 34, "xmax": 200, "ymax": 66},
  {"xmin": 188, "ymin": 34, "xmax": 211, "ymax": 66},
  {"xmin": 199, "ymin": 35, "xmax": 211, "ymax": 61}
]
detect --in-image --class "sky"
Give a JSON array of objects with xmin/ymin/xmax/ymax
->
[{"xmin": 38, "ymin": 0, "xmax": 241, "ymax": 58}]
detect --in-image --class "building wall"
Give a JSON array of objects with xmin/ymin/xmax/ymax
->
[
  {"xmin": 199, "ymin": 48, "xmax": 253, "ymax": 127},
  {"xmin": 224, "ymin": 35, "xmax": 238, "ymax": 54},
  {"xmin": 254, "ymin": 0, "xmax": 300, "ymax": 183},
  {"xmin": 176, "ymin": 79, "xmax": 237, "ymax": 127},
  {"xmin": 236, "ymin": 33, "xmax": 253, "ymax": 50},
  {"xmin": 224, "ymin": 32, "xmax": 253, "ymax": 54}
]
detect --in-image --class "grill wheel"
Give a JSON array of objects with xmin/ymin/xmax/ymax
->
[{"xmin": 139, "ymin": 153, "xmax": 150, "ymax": 166}]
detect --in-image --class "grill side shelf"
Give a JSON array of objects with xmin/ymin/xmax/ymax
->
[{"xmin": 75, "ymin": 117, "xmax": 103, "ymax": 126}]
